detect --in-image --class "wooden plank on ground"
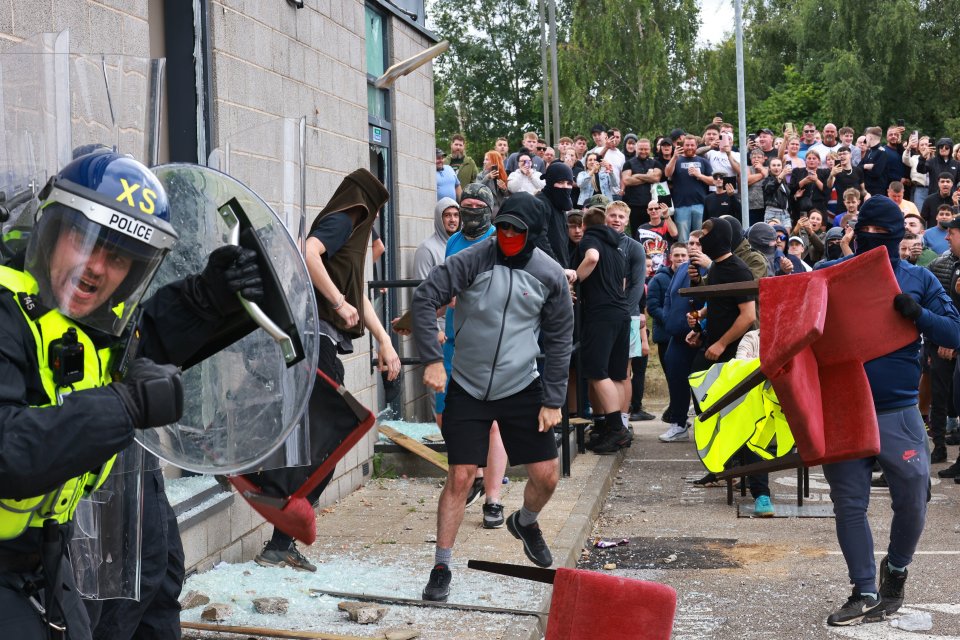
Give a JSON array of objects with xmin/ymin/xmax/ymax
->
[
  {"xmin": 181, "ymin": 621, "xmax": 375, "ymax": 640},
  {"xmin": 378, "ymin": 425, "xmax": 449, "ymax": 472}
]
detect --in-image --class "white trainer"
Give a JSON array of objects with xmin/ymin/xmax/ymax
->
[{"xmin": 658, "ymin": 424, "xmax": 690, "ymax": 442}]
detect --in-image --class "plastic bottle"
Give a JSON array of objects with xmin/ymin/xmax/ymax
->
[{"xmin": 890, "ymin": 612, "xmax": 933, "ymax": 631}]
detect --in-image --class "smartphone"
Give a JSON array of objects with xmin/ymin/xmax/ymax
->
[
  {"xmin": 715, "ymin": 111, "xmax": 723, "ymax": 118},
  {"xmin": 748, "ymin": 133, "xmax": 757, "ymax": 142},
  {"xmin": 897, "ymin": 118, "xmax": 905, "ymax": 127},
  {"xmin": 721, "ymin": 176, "xmax": 738, "ymax": 189}
]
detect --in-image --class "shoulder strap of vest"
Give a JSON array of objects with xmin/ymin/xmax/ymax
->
[{"xmin": 0, "ymin": 266, "xmax": 51, "ymax": 320}]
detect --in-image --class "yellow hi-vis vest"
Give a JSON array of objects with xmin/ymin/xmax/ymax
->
[
  {"xmin": 689, "ymin": 358, "xmax": 795, "ymax": 474},
  {"xmin": 0, "ymin": 266, "xmax": 117, "ymax": 540}
]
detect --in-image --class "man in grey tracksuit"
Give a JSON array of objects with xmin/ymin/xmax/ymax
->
[{"xmin": 412, "ymin": 192, "xmax": 574, "ymax": 601}]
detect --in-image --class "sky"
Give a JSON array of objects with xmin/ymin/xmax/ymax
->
[{"xmin": 698, "ymin": 0, "xmax": 736, "ymax": 48}]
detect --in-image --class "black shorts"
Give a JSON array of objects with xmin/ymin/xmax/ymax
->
[
  {"xmin": 441, "ymin": 379, "xmax": 558, "ymax": 466},
  {"xmin": 580, "ymin": 316, "xmax": 630, "ymax": 381}
]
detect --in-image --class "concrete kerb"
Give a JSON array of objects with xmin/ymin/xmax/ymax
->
[{"xmin": 501, "ymin": 449, "xmax": 625, "ymax": 640}]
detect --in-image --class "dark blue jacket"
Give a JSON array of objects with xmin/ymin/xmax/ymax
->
[
  {"xmin": 816, "ymin": 256, "xmax": 960, "ymax": 410},
  {"xmin": 662, "ymin": 262, "xmax": 708, "ymax": 339},
  {"xmin": 647, "ymin": 265, "xmax": 674, "ymax": 343}
]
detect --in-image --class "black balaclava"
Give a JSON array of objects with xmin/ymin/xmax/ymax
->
[
  {"xmin": 720, "ymin": 214, "xmax": 745, "ymax": 253},
  {"xmin": 542, "ymin": 161, "xmax": 574, "ymax": 213},
  {"xmin": 459, "ymin": 182, "xmax": 495, "ymax": 239},
  {"xmin": 700, "ymin": 217, "xmax": 733, "ymax": 260},
  {"xmin": 495, "ymin": 192, "xmax": 545, "ymax": 267},
  {"xmin": 854, "ymin": 195, "xmax": 905, "ymax": 263},
  {"xmin": 823, "ymin": 226, "xmax": 844, "ymax": 260},
  {"xmin": 748, "ymin": 222, "xmax": 777, "ymax": 276}
]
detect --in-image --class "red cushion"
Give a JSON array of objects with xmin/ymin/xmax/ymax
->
[{"xmin": 546, "ymin": 568, "xmax": 677, "ymax": 640}]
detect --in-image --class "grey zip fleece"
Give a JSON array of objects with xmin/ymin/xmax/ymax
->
[{"xmin": 412, "ymin": 237, "xmax": 573, "ymax": 408}]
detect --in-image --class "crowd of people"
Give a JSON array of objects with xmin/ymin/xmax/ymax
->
[{"xmin": 432, "ymin": 119, "xmax": 960, "ymax": 626}]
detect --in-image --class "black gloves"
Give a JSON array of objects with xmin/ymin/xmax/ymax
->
[
  {"xmin": 111, "ymin": 358, "xmax": 184, "ymax": 429},
  {"xmin": 894, "ymin": 293, "xmax": 922, "ymax": 321},
  {"xmin": 199, "ymin": 245, "xmax": 265, "ymax": 313}
]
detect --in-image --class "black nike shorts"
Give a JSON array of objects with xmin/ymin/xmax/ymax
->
[
  {"xmin": 580, "ymin": 316, "xmax": 630, "ymax": 381},
  {"xmin": 441, "ymin": 378, "xmax": 558, "ymax": 466}
]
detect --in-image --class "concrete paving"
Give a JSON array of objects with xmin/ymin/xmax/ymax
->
[{"xmin": 584, "ymin": 403, "xmax": 960, "ymax": 640}]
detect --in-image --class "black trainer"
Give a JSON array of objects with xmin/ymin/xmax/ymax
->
[
  {"xmin": 629, "ymin": 409, "xmax": 656, "ymax": 421},
  {"xmin": 592, "ymin": 428, "xmax": 631, "ymax": 454},
  {"xmin": 826, "ymin": 589, "xmax": 885, "ymax": 626},
  {"xmin": 464, "ymin": 477, "xmax": 485, "ymax": 507},
  {"xmin": 878, "ymin": 556, "xmax": 907, "ymax": 615},
  {"xmin": 946, "ymin": 432, "xmax": 960, "ymax": 445},
  {"xmin": 871, "ymin": 473, "xmax": 888, "ymax": 488},
  {"xmin": 938, "ymin": 458, "xmax": 960, "ymax": 478},
  {"xmin": 506, "ymin": 511, "xmax": 553, "ymax": 567},
  {"xmin": 585, "ymin": 423, "xmax": 608, "ymax": 450},
  {"xmin": 931, "ymin": 443, "xmax": 947, "ymax": 464},
  {"xmin": 422, "ymin": 563, "xmax": 452, "ymax": 601},
  {"xmin": 482, "ymin": 502, "xmax": 505, "ymax": 529}
]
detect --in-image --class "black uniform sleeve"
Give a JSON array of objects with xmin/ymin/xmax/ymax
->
[{"xmin": 0, "ymin": 298, "xmax": 134, "ymax": 499}]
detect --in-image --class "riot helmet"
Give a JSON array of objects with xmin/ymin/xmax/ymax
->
[{"xmin": 25, "ymin": 150, "xmax": 178, "ymax": 335}]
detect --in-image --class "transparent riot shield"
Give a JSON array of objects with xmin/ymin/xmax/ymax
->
[
  {"xmin": 207, "ymin": 116, "xmax": 314, "ymax": 473},
  {"xmin": 0, "ymin": 31, "xmax": 164, "ymax": 260},
  {"xmin": 141, "ymin": 164, "xmax": 319, "ymax": 474},
  {"xmin": 69, "ymin": 444, "xmax": 144, "ymax": 601}
]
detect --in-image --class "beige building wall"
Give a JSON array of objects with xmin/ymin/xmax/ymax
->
[{"xmin": 1, "ymin": 0, "xmax": 438, "ymax": 568}]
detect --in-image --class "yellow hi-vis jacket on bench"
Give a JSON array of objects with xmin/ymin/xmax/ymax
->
[{"xmin": 688, "ymin": 358, "xmax": 795, "ymax": 473}]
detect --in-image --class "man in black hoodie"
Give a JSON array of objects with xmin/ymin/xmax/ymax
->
[
  {"xmin": 920, "ymin": 172, "xmax": 958, "ymax": 229},
  {"xmin": 575, "ymin": 207, "xmax": 630, "ymax": 454},
  {"xmin": 536, "ymin": 161, "xmax": 577, "ymax": 269},
  {"xmin": 917, "ymin": 137, "xmax": 959, "ymax": 186}
]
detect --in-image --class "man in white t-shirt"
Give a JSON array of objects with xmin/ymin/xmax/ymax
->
[{"xmin": 809, "ymin": 123, "xmax": 842, "ymax": 163}]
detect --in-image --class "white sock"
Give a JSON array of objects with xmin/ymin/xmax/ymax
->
[{"xmin": 621, "ymin": 412, "xmax": 629, "ymax": 428}]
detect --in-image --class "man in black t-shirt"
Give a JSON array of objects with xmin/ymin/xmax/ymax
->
[
  {"xmin": 686, "ymin": 218, "xmax": 757, "ymax": 366},
  {"xmin": 703, "ymin": 173, "xmax": 741, "ymax": 222},
  {"xmin": 575, "ymin": 207, "xmax": 631, "ymax": 454},
  {"xmin": 827, "ymin": 146, "xmax": 864, "ymax": 203},
  {"xmin": 621, "ymin": 138, "xmax": 663, "ymax": 231}
]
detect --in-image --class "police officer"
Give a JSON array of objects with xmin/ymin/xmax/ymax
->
[
  {"xmin": 0, "ymin": 149, "xmax": 263, "ymax": 639},
  {"xmin": 815, "ymin": 196, "xmax": 960, "ymax": 626}
]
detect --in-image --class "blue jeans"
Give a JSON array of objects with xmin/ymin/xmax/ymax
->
[
  {"xmin": 663, "ymin": 336, "xmax": 698, "ymax": 425},
  {"xmin": 821, "ymin": 406, "xmax": 929, "ymax": 593},
  {"xmin": 673, "ymin": 204, "xmax": 704, "ymax": 242},
  {"xmin": 912, "ymin": 185, "xmax": 928, "ymax": 211}
]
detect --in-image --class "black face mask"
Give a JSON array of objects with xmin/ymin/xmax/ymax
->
[
  {"xmin": 460, "ymin": 205, "xmax": 492, "ymax": 239},
  {"xmin": 854, "ymin": 229, "xmax": 899, "ymax": 262},
  {"xmin": 825, "ymin": 242, "xmax": 843, "ymax": 260},
  {"xmin": 700, "ymin": 229, "xmax": 729, "ymax": 260},
  {"xmin": 544, "ymin": 185, "xmax": 573, "ymax": 212}
]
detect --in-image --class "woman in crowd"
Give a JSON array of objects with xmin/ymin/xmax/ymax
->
[
  {"xmin": 577, "ymin": 151, "xmax": 620, "ymax": 206},
  {"xmin": 479, "ymin": 150, "xmax": 509, "ymax": 215},
  {"xmin": 779, "ymin": 135, "xmax": 802, "ymax": 179},
  {"xmin": 507, "ymin": 152, "xmax": 545, "ymax": 195}
]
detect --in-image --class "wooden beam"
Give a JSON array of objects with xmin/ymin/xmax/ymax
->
[
  {"xmin": 679, "ymin": 281, "xmax": 759, "ymax": 299},
  {"xmin": 378, "ymin": 425, "xmax": 449, "ymax": 472},
  {"xmin": 181, "ymin": 621, "xmax": 375, "ymax": 640}
]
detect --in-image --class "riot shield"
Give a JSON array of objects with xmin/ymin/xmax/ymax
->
[
  {"xmin": 0, "ymin": 31, "xmax": 164, "ymax": 260},
  {"xmin": 141, "ymin": 164, "xmax": 319, "ymax": 474},
  {"xmin": 69, "ymin": 444, "xmax": 144, "ymax": 601}
]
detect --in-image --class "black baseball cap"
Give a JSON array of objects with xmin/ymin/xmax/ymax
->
[
  {"xmin": 590, "ymin": 123, "xmax": 607, "ymax": 134},
  {"xmin": 755, "ymin": 128, "xmax": 774, "ymax": 136},
  {"xmin": 669, "ymin": 128, "xmax": 685, "ymax": 141}
]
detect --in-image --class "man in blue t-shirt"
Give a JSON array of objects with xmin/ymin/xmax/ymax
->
[
  {"xmin": 436, "ymin": 148, "xmax": 461, "ymax": 202},
  {"xmin": 664, "ymin": 135, "xmax": 713, "ymax": 242}
]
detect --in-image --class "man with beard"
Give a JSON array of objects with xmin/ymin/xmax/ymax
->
[
  {"xmin": 815, "ymin": 196, "xmax": 960, "ymax": 626},
  {"xmin": 446, "ymin": 134, "xmax": 478, "ymax": 186},
  {"xmin": 809, "ymin": 123, "xmax": 842, "ymax": 162},
  {"xmin": 665, "ymin": 135, "xmax": 714, "ymax": 241},
  {"xmin": 413, "ymin": 192, "xmax": 573, "ymax": 600},
  {"xmin": 621, "ymin": 138, "xmax": 663, "ymax": 231}
]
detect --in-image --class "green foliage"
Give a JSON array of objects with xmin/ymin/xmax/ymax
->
[
  {"xmin": 429, "ymin": 0, "xmax": 547, "ymax": 160},
  {"xmin": 429, "ymin": 0, "xmax": 960, "ymax": 153},
  {"xmin": 371, "ymin": 452, "xmax": 397, "ymax": 479}
]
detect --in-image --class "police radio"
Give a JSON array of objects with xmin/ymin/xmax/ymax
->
[{"xmin": 49, "ymin": 327, "xmax": 84, "ymax": 386}]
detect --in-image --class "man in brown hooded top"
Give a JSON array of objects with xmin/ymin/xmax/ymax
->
[{"xmin": 249, "ymin": 168, "xmax": 401, "ymax": 570}]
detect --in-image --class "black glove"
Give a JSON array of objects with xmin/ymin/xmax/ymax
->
[
  {"xmin": 111, "ymin": 358, "xmax": 184, "ymax": 429},
  {"xmin": 200, "ymin": 245, "xmax": 265, "ymax": 312},
  {"xmin": 893, "ymin": 293, "xmax": 922, "ymax": 321}
]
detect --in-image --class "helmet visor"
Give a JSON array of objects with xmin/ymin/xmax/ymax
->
[{"xmin": 26, "ymin": 201, "xmax": 170, "ymax": 335}]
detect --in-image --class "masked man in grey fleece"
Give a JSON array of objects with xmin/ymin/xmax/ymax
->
[{"xmin": 411, "ymin": 192, "xmax": 574, "ymax": 602}]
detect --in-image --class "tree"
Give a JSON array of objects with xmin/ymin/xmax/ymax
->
[
  {"xmin": 428, "ymin": 0, "xmax": 546, "ymax": 160},
  {"xmin": 557, "ymin": 0, "xmax": 700, "ymax": 140}
]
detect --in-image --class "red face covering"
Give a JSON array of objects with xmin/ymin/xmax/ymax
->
[{"xmin": 497, "ymin": 229, "xmax": 527, "ymax": 256}]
